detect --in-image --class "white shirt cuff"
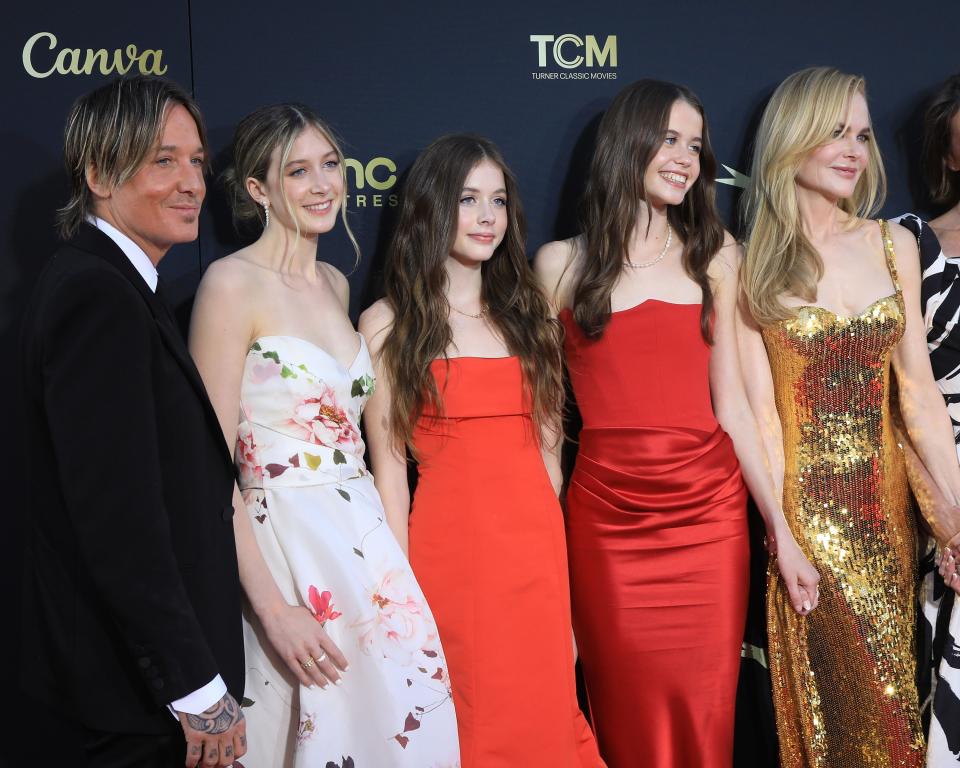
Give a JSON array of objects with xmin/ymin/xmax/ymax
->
[{"xmin": 167, "ymin": 675, "xmax": 227, "ymax": 719}]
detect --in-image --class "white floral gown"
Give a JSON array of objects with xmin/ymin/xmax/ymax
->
[{"xmin": 235, "ymin": 334, "xmax": 460, "ymax": 768}]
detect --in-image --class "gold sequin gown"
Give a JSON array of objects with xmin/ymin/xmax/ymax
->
[{"xmin": 763, "ymin": 220, "xmax": 923, "ymax": 767}]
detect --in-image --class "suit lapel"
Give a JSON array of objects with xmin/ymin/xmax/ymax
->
[{"xmin": 71, "ymin": 225, "xmax": 235, "ymax": 471}]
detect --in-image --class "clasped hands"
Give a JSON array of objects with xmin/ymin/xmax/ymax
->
[
  {"xmin": 919, "ymin": 494, "xmax": 960, "ymax": 594},
  {"xmin": 935, "ymin": 519, "xmax": 960, "ymax": 595}
]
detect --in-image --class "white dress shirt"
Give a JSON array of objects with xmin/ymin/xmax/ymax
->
[
  {"xmin": 88, "ymin": 215, "xmax": 158, "ymax": 292},
  {"xmin": 87, "ymin": 215, "xmax": 227, "ymax": 717}
]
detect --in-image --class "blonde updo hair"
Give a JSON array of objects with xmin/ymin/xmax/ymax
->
[
  {"xmin": 741, "ymin": 66, "xmax": 886, "ymax": 325},
  {"xmin": 222, "ymin": 103, "xmax": 359, "ymax": 263}
]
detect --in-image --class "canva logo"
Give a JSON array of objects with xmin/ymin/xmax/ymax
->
[
  {"xmin": 22, "ymin": 32, "xmax": 167, "ymax": 79},
  {"xmin": 343, "ymin": 157, "xmax": 398, "ymax": 208},
  {"xmin": 529, "ymin": 35, "xmax": 618, "ymax": 81}
]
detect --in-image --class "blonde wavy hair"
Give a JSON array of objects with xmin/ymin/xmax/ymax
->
[
  {"xmin": 222, "ymin": 104, "xmax": 360, "ymax": 268},
  {"xmin": 741, "ymin": 67, "xmax": 887, "ymax": 325}
]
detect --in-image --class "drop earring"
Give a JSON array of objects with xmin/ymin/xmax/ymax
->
[{"xmin": 261, "ymin": 200, "xmax": 270, "ymax": 228}]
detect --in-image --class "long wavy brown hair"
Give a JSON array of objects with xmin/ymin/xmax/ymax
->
[
  {"xmin": 380, "ymin": 134, "xmax": 564, "ymax": 451},
  {"xmin": 571, "ymin": 79, "xmax": 725, "ymax": 341}
]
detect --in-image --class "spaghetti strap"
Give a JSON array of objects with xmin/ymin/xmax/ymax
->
[{"xmin": 878, "ymin": 219, "xmax": 901, "ymax": 293}]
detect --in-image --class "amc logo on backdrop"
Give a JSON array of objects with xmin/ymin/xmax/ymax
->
[
  {"xmin": 529, "ymin": 34, "xmax": 618, "ymax": 81},
  {"xmin": 344, "ymin": 157, "xmax": 398, "ymax": 208}
]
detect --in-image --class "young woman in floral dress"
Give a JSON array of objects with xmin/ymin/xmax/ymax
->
[{"xmin": 188, "ymin": 104, "xmax": 459, "ymax": 768}]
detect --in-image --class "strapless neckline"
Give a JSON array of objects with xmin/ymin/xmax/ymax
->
[
  {"xmin": 559, "ymin": 299, "xmax": 701, "ymax": 323},
  {"xmin": 251, "ymin": 333, "xmax": 365, "ymax": 372},
  {"xmin": 431, "ymin": 355, "xmax": 518, "ymax": 364}
]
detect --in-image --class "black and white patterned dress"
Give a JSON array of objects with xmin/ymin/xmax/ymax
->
[{"xmin": 897, "ymin": 212, "xmax": 960, "ymax": 765}]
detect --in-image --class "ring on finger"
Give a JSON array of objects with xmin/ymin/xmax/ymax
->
[
  {"xmin": 301, "ymin": 658, "xmax": 315, "ymax": 669},
  {"xmin": 315, "ymin": 652, "xmax": 328, "ymax": 664}
]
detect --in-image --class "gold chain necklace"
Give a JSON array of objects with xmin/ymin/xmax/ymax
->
[
  {"xmin": 625, "ymin": 223, "xmax": 672, "ymax": 269},
  {"xmin": 449, "ymin": 303, "xmax": 488, "ymax": 320}
]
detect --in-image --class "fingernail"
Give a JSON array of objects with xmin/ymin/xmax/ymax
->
[
  {"xmin": 335, "ymin": 679, "xmax": 343, "ymax": 686},
  {"xmin": 343, "ymin": 665, "xmax": 350, "ymax": 672},
  {"xmin": 308, "ymin": 684, "xmax": 315, "ymax": 689},
  {"xmin": 802, "ymin": 600, "xmax": 812, "ymax": 611}
]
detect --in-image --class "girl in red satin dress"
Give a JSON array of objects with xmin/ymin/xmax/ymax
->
[
  {"xmin": 534, "ymin": 80, "xmax": 819, "ymax": 768},
  {"xmin": 361, "ymin": 134, "xmax": 604, "ymax": 768}
]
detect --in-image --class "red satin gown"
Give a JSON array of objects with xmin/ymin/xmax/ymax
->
[
  {"xmin": 560, "ymin": 301, "xmax": 749, "ymax": 768},
  {"xmin": 409, "ymin": 356, "xmax": 604, "ymax": 768}
]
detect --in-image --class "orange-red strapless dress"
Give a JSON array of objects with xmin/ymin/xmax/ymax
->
[
  {"xmin": 560, "ymin": 301, "xmax": 749, "ymax": 768},
  {"xmin": 409, "ymin": 356, "xmax": 604, "ymax": 768}
]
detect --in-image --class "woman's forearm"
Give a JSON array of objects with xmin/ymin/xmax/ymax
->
[
  {"xmin": 901, "ymin": 380, "xmax": 960, "ymax": 505},
  {"xmin": 717, "ymin": 401, "xmax": 790, "ymax": 537},
  {"xmin": 232, "ymin": 485, "xmax": 292, "ymax": 619}
]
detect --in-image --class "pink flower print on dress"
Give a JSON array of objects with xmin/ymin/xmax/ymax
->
[
  {"xmin": 296, "ymin": 712, "xmax": 318, "ymax": 746},
  {"xmin": 235, "ymin": 424, "xmax": 264, "ymax": 487},
  {"xmin": 354, "ymin": 569, "xmax": 438, "ymax": 667},
  {"xmin": 307, "ymin": 585, "xmax": 343, "ymax": 624},
  {"xmin": 250, "ymin": 359, "xmax": 282, "ymax": 384},
  {"xmin": 289, "ymin": 383, "xmax": 361, "ymax": 451}
]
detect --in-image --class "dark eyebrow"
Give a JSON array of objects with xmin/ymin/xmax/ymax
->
[
  {"xmin": 664, "ymin": 129, "xmax": 703, "ymax": 142},
  {"xmin": 461, "ymin": 186, "xmax": 508, "ymax": 194},
  {"xmin": 157, "ymin": 145, "xmax": 205, "ymax": 153}
]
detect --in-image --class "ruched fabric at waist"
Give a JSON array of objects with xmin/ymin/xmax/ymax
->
[{"xmin": 568, "ymin": 425, "xmax": 746, "ymax": 538}]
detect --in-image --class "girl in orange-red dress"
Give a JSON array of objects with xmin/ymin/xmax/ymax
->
[{"xmin": 361, "ymin": 134, "xmax": 603, "ymax": 768}]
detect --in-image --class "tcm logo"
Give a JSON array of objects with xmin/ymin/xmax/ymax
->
[
  {"xmin": 530, "ymin": 34, "xmax": 617, "ymax": 69},
  {"xmin": 343, "ymin": 157, "xmax": 398, "ymax": 208},
  {"xmin": 23, "ymin": 32, "xmax": 166, "ymax": 78}
]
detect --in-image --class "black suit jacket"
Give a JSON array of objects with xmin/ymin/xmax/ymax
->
[{"xmin": 19, "ymin": 224, "xmax": 243, "ymax": 734}]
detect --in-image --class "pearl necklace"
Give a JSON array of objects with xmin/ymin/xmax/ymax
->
[{"xmin": 625, "ymin": 223, "xmax": 672, "ymax": 269}]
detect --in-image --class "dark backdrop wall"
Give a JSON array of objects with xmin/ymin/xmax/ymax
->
[{"xmin": 3, "ymin": 2, "xmax": 956, "ymax": 763}]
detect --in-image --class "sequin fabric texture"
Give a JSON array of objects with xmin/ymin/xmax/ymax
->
[{"xmin": 762, "ymin": 221, "xmax": 923, "ymax": 767}]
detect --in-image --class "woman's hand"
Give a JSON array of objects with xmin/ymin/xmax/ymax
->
[
  {"xmin": 768, "ymin": 528, "xmax": 821, "ymax": 615},
  {"xmin": 937, "ymin": 529, "xmax": 960, "ymax": 595},
  {"xmin": 261, "ymin": 603, "xmax": 349, "ymax": 689}
]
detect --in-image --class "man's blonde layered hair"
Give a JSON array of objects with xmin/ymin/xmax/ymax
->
[
  {"xmin": 57, "ymin": 75, "xmax": 208, "ymax": 239},
  {"xmin": 741, "ymin": 67, "xmax": 886, "ymax": 325}
]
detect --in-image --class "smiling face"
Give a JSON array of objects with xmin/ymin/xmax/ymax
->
[
  {"xmin": 796, "ymin": 90, "xmax": 872, "ymax": 202},
  {"xmin": 642, "ymin": 99, "xmax": 703, "ymax": 208},
  {"xmin": 448, "ymin": 159, "xmax": 509, "ymax": 266},
  {"xmin": 255, "ymin": 125, "xmax": 344, "ymax": 235},
  {"xmin": 92, "ymin": 103, "xmax": 205, "ymax": 264}
]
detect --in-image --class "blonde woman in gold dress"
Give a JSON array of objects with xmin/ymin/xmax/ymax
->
[{"xmin": 738, "ymin": 67, "xmax": 960, "ymax": 767}]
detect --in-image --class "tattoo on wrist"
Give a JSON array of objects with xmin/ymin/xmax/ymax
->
[{"xmin": 185, "ymin": 694, "xmax": 243, "ymax": 734}]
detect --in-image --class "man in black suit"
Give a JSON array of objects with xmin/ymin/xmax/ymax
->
[{"xmin": 20, "ymin": 76, "xmax": 245, "ymax": 767}]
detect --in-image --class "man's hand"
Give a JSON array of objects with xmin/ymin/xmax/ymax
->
[{"xmin": 178, "ymin": 692, "xmax": 246, "ymax": 767}]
